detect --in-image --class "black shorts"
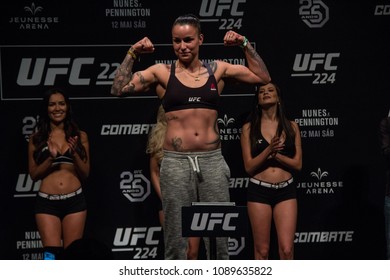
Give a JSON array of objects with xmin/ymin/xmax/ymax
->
[
  {"xmin": 247, "ymin": 178, "xmax": 297, "ymax": 207},
  {"xmin": 35, "ymin": 189, "xmax": 87, "ymax": 220}
]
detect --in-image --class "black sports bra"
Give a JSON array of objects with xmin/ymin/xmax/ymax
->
[
  {"xmin": 34, "ymin": 145, "xmax": 74, "ymax": 165},
  {"xmin": 162, "ymin": 62, "xmax": 219, "ymax": 112},
  {"xmin": 252, "ymin": 132, "xmax": 296, "ymax": 159},
  {"xmin": 52, "ymin": 149, "xmax": 74, "ymax": 166}
]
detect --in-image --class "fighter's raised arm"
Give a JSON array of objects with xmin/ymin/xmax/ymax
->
[
  {"xmin": 110, "ymin": 37, "xmax": 157, "ymax": 96},
  {"xmin": 222, "ymin": 30, "xmax": 271, "ymax": 84}
]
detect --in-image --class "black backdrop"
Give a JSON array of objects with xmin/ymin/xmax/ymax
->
[{"xmin": 1, "ymin": 0, "xmax": 390, "ymax": 260}]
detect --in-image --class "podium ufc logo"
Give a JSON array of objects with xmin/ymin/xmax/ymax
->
[{"xmin": 190, "ymin": 212, "xmax": 239, "ymax": 231}]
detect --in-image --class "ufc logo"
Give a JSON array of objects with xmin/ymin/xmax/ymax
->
[
  {"xmin": 190, "ymin": 212, "xmax": 239, "ymax": 231},
  {"xmin": 188, "ymin": 97, "xmax": 201, "ymax": 102},
  {"xmin": 15, "ymin": 174, "xmax": 40, "ymax": 193},
  {"xmin": 17, "ymin": 57, "xmax": 94, "ymax": 86},
  {"xmin": 199, "ymin": 0, "xmax": 246, "ymax": 17},
  {"xmin": 113, "ymin": 227, "xmax": 161, "ymax": 246},
  {"xmin": 293, "ymin": 53, "xmax": 339, "ymax": 72}
]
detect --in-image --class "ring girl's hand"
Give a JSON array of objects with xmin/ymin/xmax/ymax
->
[
  {"xmin": 270, "ymin": 136, "xmax": 285, "ymax": 153},
  {"xmin": 67, "ymin": 136, "xmax": 78, "ymax": 155},
  {"xmin": 47, "ymin": 137, "xmax": 57, "ymax": 158}
]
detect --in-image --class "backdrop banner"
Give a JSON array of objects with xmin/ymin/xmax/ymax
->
[{"xmin": 1, "ymin": 0, "xmax": 389, "ymax": 260}]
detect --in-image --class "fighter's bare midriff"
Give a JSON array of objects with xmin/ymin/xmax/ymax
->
[{"xmin": 164, "ymin": 108, "xmax": 220, "ymax": 152}]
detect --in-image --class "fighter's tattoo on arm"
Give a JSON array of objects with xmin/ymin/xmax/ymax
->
[
  {"xmin": 111, "ymin": 55, "xmax": 136, "ymax": 96},
  {"xmin": 209, "ymin": 61, "xmax": 217, "ymax": 73},
  {"xmin": 125, "ymin": 72, "xmax": 149, "ymax": 92},
  {"xmin": 244, "ymin": 44, "xmax": 269, "ymax": 78}
]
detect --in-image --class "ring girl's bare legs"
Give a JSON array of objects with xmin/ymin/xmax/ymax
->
[
  {"xmin": 36, "ymin": 210, "xmax": 87, "ymax": 249},
  {"xmin": 273, "ymin": 199, "xmax": 297, "ymax": 260},
  {"xmin": 247, "ymin": 201, "xmax": 273, "ymax": 260},
  {"xmin": 62, "ymin": 210, "xmax": 87, "ymax": 248},
  {"xmin": 35, "ymin": 214, "xmax": 63, "ymax": 247}
]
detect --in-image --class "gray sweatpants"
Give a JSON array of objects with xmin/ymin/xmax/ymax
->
[{"xmin": 160, "ymin": 148, "xmax": 231, "ymax": 260}]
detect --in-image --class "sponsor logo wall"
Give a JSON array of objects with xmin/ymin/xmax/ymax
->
[{"xmin": 1, "ymin": 0, "xmax": 389, "ymax": 259}]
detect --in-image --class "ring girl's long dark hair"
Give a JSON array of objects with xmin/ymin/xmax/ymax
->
[
  {"xmin": 31, "ymin": 88, "xmax": 87, "ymax": 162},
  {"xmin": 246, "ymin": 82, "xmax": 296, "ymax": 156}
]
